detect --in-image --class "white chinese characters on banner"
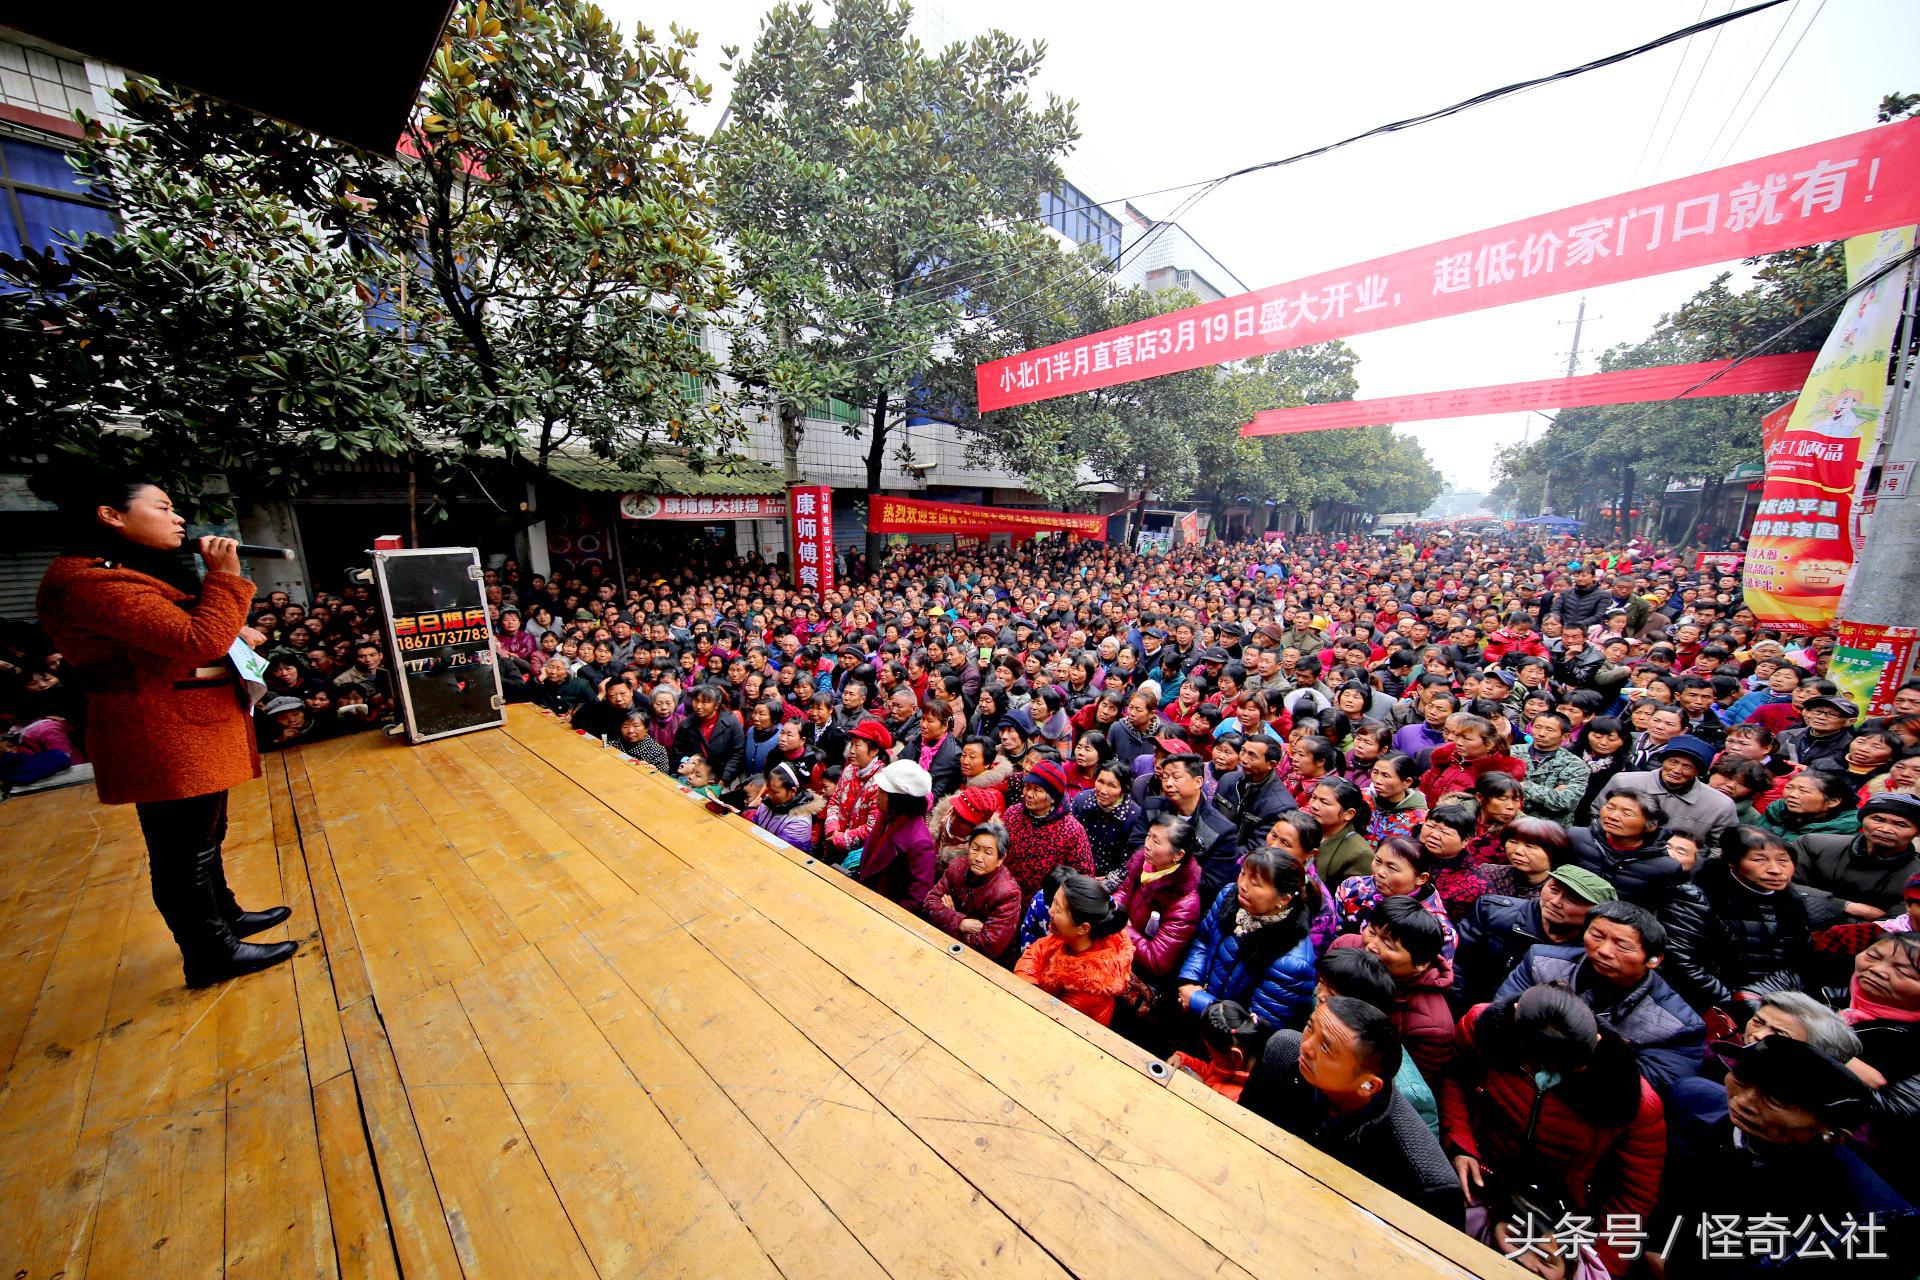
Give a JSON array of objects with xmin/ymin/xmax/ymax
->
[{"xmin": 979, "ymin": 119, "xmax": 1920, "ymax": 412}]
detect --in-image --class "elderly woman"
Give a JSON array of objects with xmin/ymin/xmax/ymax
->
[
  {"xmin": 852, "ymin": 759, "xmax": 938, "ymax": 913},
  {"xmin": 923, "ymin": 819, "xmax": 1022, "ymax": 962}
]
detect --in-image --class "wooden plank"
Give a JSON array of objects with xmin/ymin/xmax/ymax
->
[
  {"xmin": 300, "ymin": 750, "xmax": 484, "ymax": 1003},
  {"xmin": 0, "ymin": 795, "xmax": 116, "ymax": 1082},
  {"xmin": 0, "ymin": 804, "xmax": 144, "ymax": 1141},
  {"xmin": 476, "ymin": 733, "xmax": 1253, "ymax": 1279},
  {"xmin": 536, "ymin": 926, "xmax": 890, "ymax": 1280},
  {"xmin": 86, "ymin": 1110, "xmax": 226, "ymax": 1280},
  {"xmin": 284, "ymin": 751, "xmax": 374, "ymax": 1011},
  {"xmin": 267, "ymin": 753, "xmax": 351, "ymax": 1085},
  {"xmin": 0, "ymin": 1121, "xmax": 112, "ymax": 1280},
  {"xmin": 496, "ymin": 714, "xmax": 1501, "ymax": 1279},
  {"xmin": 582, "ymin": 908, "xmax": 1067, "ymax": 1280},
  {"xmin": 395, "ymin": 736, "xmax": 634, "ymax": 935},
  {"xmin": 224, "ymin": 1050, "xmax": 335, "ymax": 1280},
  {"xmin": 312, "ymin": 1072, "xmax": 402, "ymax": 1280},
  {"xmin": 336, "ymin": 998, "xmax": 463, "ymax": 1280},
  {"xmin": 376, "ymin": 981, "xmax": 600, "ymax": 1279},
  {"xmin": 81, "ymin": 780, "xmax": 303, "ymax": 1131},
  {"xmin": 453, "ymin": 942, "xmax": 782, "ymax": 1280}
]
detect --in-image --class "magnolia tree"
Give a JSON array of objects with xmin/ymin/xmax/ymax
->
[{"xmin": 0, "ymin": 0, "xmax": 737, "ymax": 520}]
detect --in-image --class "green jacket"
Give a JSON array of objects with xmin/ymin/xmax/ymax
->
[
  {"xmin": 1316, "ymin": 823, "xmax": 1373, "ymax": 887},
  {"xmin": 1514, "ymin": 743, "xmax": 1588, "ymax": 822},
  {"xmin": 1755, "ymin": 799, "xmax": 1861, "ymax": 840}
]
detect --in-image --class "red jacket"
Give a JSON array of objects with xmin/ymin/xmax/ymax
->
[
  {"xmin": 1748, "ymin": 700, "xmax": 1804, "ymax": 736},
  {"xmin": 36, "ymin": 557, "xmax": 260, "ymax": 805},
  {"xmin": 1015, "ymin": 931, "xmax": 1135, "ymax": 1026},
  {"xmin": 1419, "ymin": 743, "xmax": 1526, "ymax": 807},
  {"xmin": 1002, "ymin": 805, "xmax": 1095, "ymax": 898},
  {"xmin": 825, "ymin": 756, "xmax": 883, "ymax": 853},
  {"xmin": 1440, "ymin": 1003, "xmax": 1666, "ymax": 1276},
  {"xmin": 1111, "ymin": 849, "xmax": 1204, "ymax": 979},
  {"xmin": 924, "ymin": 858, "xmax": 1023, "ymax": 960},
  {"xmin": 1482, "ymin": 629, "xmax": 1546, "ymax": 663},
  {"xmin": 1329, "ymin": 936, "xmax": 1456, "ymax": 1077}
]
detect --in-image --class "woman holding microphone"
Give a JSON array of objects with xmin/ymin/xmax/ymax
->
[{"xmin": 35, "ymin": 478, "xmax": 297, "ymax": 987}]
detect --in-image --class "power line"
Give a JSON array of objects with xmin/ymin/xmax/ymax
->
[
  {"xmin": 832, "ymin": 0, "xmax": 1795, "ymax": 384},
  {"xmin": 1630, "ymin": 0, "xmax": 1711, "ymax": 185},
  {"xmin": 1712, "ymin": 0, "xmax": 1827, "ymax": 166},
  {"xmin": 1693, "ymin": 0, "xmax": 1800, "ymax": 169},
  {"xmin": 1647, "ymin": 0, "xmax": 1736, "ymax": 181}
]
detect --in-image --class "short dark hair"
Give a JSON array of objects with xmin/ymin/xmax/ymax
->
[
  {"xmin": 1315, "ymin": 945, "xmax": 1398, "ymax": 1012},
  {"xmin": 1587, "ymin": 899, "xmax": 1666, "ymax": 957},
  {"xmin": 1372, "ymin": 895, "xmax": 1445, "ymax": 968},
  {"xmin": 1323, "ymin": 996, "xmax": 1403, "ymax": 1082}
]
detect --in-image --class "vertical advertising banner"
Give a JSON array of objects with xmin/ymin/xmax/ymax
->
[
  {"xmin": 1743, "ymin": 227, "xmax": 1916, "ymax": 633},
  {"xmin": 1830, "ymin": 622, "xmax": 1920, "ymax": 719},
  {"xmin": 788, "ymin": 485, "xmax": 835, "ymax": 604}
]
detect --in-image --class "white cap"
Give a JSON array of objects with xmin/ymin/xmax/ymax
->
[{"xmin": 875, "ymin": 759, "xmax": 932, "ymax": 798}]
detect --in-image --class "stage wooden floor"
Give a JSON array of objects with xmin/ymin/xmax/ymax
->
[{"xmin": 0, "ymin": 707, "xmax": 1507, "ymax": 1279}]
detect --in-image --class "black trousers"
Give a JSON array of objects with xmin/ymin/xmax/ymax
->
[
  {"xmin": 134, "ymin": 790, "xmax": 239, "ymax": 923},
  {"xmin": 135, "ymin": 790, "xmax": 229, "ymax": 864}
]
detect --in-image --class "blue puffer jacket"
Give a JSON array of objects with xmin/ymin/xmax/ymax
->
[{"xmin": 1177, "ymin": 884, "xmax": 1319, "ymax": 1030}]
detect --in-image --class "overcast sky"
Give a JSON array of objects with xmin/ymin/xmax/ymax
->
[{"xmin": 609, "ymin": 0, "xmax": 1918, "ymax": 492}]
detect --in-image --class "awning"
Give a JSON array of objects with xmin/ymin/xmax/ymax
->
[{"xmin": 546, "ymin": 452, "xmax": 788, "ymax": 498}]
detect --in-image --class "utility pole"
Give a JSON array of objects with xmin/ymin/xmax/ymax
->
[
  {"xmin": 1834, "ymin": 260, "xmax": 1920, "ymax": 697},
  {"xmin": 1540, "ymin": 297, "xmax": 1592, "ymax": 516}
]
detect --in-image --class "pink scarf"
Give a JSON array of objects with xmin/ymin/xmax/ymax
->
[{"xmin": 1842, "ymin": 974, "xmax": 1920, "ymax": 1024}]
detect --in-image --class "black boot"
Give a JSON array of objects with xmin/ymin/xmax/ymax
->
[
  {"xmin": 205, "ymin": 844, "xmax": 291, "ymax": 938},
  {"xmin": 152, "ymin": 847, "xmax": 297, "ymax": 988}
]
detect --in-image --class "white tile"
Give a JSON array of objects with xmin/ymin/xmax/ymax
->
[
  {"xmin": 0, "ymin": 42, "xmax": 28, "ymax": 73},
  {"xmin": 0, "ymin": 67, "xmax": 33, "ymax": 103},
  {"xmin": 23, "ymin": 48, "xmax": 58, "ymax": 80}
]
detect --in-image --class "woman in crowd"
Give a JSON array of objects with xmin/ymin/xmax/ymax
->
[
  {"xmin": 1111, "ymin": 813, "xmax": 1206, "ymax": 981},
  {"xmin": 1465, "ymin": 773, "xmax": 1525, "ymax": 866},
  {"xmin": 1416, "ymin": 802, "xmax": 1495, "ymax": 919},
  {"xmin": 1001, "ymin": 759, "xmax": 1096, "ymax": 899},
  {"xmin": 1440, "ymin": 985, "xmax": 1667, "ymax": 1278},
  {"xmin": 1364, "ymin": 752, "xmax": 1428, "ymax": 842},
  {"xmin": 851, "ymin": 759, "xmax": 937, "ymax": 912},
  {"xmin": 1571, "ymin": 715, "xmax": 1632, "ymax": 826},
  {"xmin": 1756, "ymin": 769, "xmax": 1862, "ymax": 839},
  {"xmin": 924, "ymin": 819, "xmax": 1022, "ymax": 962},
  {"xmin": 1067, "ymin": 756, "xmax": 1136, "ymax": 886},
  {"xmin": 1475, "ymin": 814, "xmax": 1572, "ymax": 900},
  {"xmin": 745, "ymin": 761, "xmax": 823, "ymax": 854},
  {"xmin": 1667, "ymin": 826, "xmax": 1810, "ymax": 1019},
  {"xmin": 1334, "ymin": 836, "xmax": 1457, "ymax": 962},
  {"xmin": 1176, "ymin": 848, "xmax": 1323, "ymax": 1031},
  {"xmin": 1305, "ymin": 777, "xmax": 1374, "ymax": 887},
  {"xmin": 1015, "ymin": 872, "xmax": 1135, "ymax": 1026}
]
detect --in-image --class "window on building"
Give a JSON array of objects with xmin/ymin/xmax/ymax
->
[
  {"xmin": 809, "ymin": 396, "xmax": 861, "ymax": 425},
  {"xmin": 1038, "ymin": 180, "xmax": 1121, "ymax": 262},
  {"xmin": 1, "ymin": 135, "xmax": 113, "ymax": 261}
]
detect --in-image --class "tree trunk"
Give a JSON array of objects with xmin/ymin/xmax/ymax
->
[
  {"xmin": 1617, "ymin": 463, "xmax": 1636, "ymax": 543},
  {"xmin": 1678, "ymin": 477, "xmax": 1719, "ymax": 549},
  {"xmin": 865, "ymin": 387, "xmax": 890, "ymax": 571},
  {"xmin": 774, "ymin": 317, "xmax": 804, "ymax": 487}
]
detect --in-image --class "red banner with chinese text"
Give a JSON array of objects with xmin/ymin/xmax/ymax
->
[
  {"xmin": 1240, "ymin": 353, "xmax": 1816, "ymax": 437},
  {"xmin": 866, "ymin": 495, "xmax": 1107, "ymax": 540},
  {"xmin": 787, "ymin": 485, "xmax": 835, "ymax": 604},
  {"xmin": 979, "ymin": 118, "xmax": 1920, "ymax": 411}
]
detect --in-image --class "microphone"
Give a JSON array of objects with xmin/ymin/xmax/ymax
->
[{"xmin": 236, "ymin": 544, "xmax": 296, "ymax": 560}]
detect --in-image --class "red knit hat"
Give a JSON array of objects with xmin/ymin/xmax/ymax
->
[
  {"xmin": 953, "ymin": 786, "xmax": 1005, "ymax": 825},
  {"xmin": 1025, "ymin": 760, "xmax": 1071, "ymax": 802},
  {"xmin": 846, "ymin": 719, "xmax": 894, "ymax": 752}
]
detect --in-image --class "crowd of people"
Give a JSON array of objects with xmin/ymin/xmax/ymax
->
[{"xmin": 6, "ymin": 520, "xmax": 1919, "ymax": 1275}]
